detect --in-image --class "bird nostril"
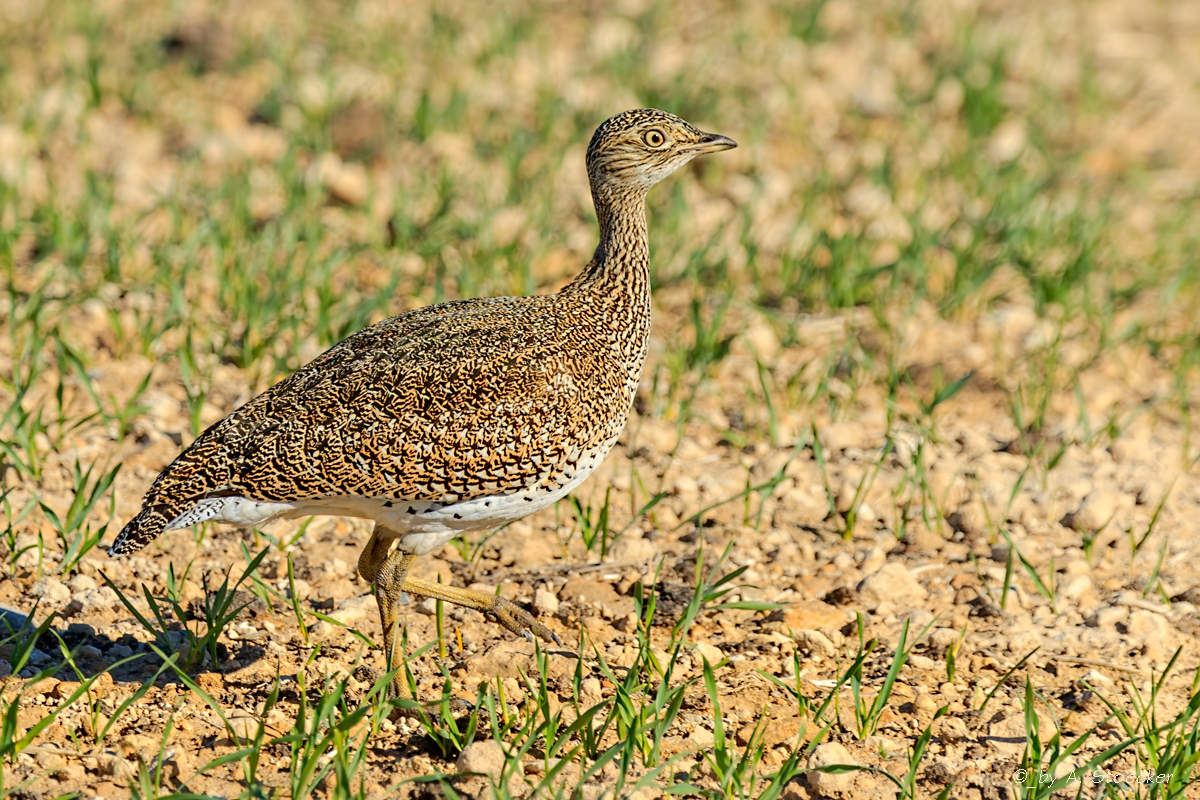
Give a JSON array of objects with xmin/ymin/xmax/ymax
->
[{"xmin": 693, "ymin": 133, "xmax": 738, "ymax": 153}]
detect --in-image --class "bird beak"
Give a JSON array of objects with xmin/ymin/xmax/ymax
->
[{"xmin": 689, "ymin": 132, "xmax": 738, "ymax": 154}]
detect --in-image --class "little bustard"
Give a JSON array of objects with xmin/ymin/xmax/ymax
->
[{"xmin": 109, "ymin": 108, "xmax": 736, "ymax": 700}]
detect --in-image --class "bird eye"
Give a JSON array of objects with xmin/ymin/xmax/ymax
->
[{"xmin": 642, "ymin": 129, "xmax": 666, "ymax": 147}]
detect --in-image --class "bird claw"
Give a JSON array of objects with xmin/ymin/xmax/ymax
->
[
  {"xmin": 355, "ymin": 665, "xmax": 475, "ymax": 719},
  {"xmin": 485, "ymin": 596, "xmax": 561, "ymax": 647},
  {"xmin": 390, "ymin": 696, "xmax": 476, "ymax": 721}
]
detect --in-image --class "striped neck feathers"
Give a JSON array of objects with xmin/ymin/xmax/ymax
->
[{"xmin": 566, "ymin": 180, "xmax": 650, "ymax": 293}]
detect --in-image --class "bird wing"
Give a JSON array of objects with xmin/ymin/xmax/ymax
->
[{"xmin": 142, "ymin": 295, "xmax": 608, "ymax": 512}]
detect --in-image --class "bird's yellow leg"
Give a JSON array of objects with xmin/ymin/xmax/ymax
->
[
  {"xmin": 400, "ymin": 576, "xmax": 561, "ymax": 646},
  {"xmin": 357, "ymin": 525, "xmax": 392, "ymax": 585},
  {"xmin": 373, "ymin": 543, "xmax": 416, "ymax": 701}
]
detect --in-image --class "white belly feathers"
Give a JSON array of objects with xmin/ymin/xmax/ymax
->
[{"xmin": 163, "ymin": 445, "xmax": 610, "ymax": 556}]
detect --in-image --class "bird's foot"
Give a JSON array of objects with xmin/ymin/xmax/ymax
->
[
  {"xmin": 390, "ymin": 695, "xmax": 476, "ymax": 721},
  {"xmin": 352, "ymin": 665, "xmax": 474, "ymax": 719},
  {"xmin": 484, "ymin": 596, "xmax": 563, "ymax": 647}
]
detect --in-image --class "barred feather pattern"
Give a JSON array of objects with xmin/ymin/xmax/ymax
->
[{"xmin": 109, "ymin": 109, "xmax": 735, "ymax": 557}]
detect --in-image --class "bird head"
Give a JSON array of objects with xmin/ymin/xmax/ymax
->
[{"xmin": 585, "ymin": 108, "xmax": 736, "ymax": 194}]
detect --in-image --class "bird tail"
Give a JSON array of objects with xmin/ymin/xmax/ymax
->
[{"xmin": 107, "ymin": 506, "xmax": 174, "ymax": 556}]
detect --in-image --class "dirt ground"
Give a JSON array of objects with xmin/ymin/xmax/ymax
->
[{"xmin": 4, "ymin": 0, "xmax": 1200, "ymax": 798}]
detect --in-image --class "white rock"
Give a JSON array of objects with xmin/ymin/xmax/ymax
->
[
  {"xmin": 1077, "ymin": 669, "xmax": 1112, "ymax": 688},
  {"xmin": 1058, "ymin": 574, "xmax": 1092, "ymax": 601},
  {"xmin": 794, "ymin": 630, "xmax": 837, "ymax": 658},
  {"xmin": 456, "ymin": 739, "xmax": 506, "ymax": 780},
  {"xmin": 819, "ymin": 422, "xmax": 866, "ymax": 453},
  {"xmin": 807, "ymin": 742, "xmax": 858, "ymax": 795},
  {"xmin": 1070, "ymin": 489, "xmax": 1123, "ymax": 531},
  {"xmin": 68, "ymin": 587, "xmax": 119, "ymax": 615},
  {"xmin": 330, "ymin": 595, "xmax": 375, "ymax": 626},
  {"xmin": 534, "ymin": 587, "xmax": 560, "ymax": 615},
  {"xmin": 67, "ymin": 574, "xmax": 98, "ymax": 594},
  {"xmin": 928, "ymin": 628, "xmax": 960, "ymax": 652},
  {"xmin": 30, "ymin": 577, "xmax": 71, "ymax": 604},
  {"xmin": 1086, "ymin": 606, "xmax": 1126, "ymax": 630},
  {"xmin": 1126, "ymin": 609, "xmax": 1173, "ymax": 642},
  {"xmin": 693, "ymin": 641, "xmax": 723, "ymax": 666},
  {"xmin": 857, "ymin": 563, "xmax": 927, "ymax": 606},
  {"xmin": 609, "ymin": 532, "xmax": 656, "ymax": 562}
]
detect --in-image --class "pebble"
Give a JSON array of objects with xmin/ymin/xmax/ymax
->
[
  {"xmin": 793, "ymin": 630, "xmax": 836, "ymax": 658},
  {"xmin": 1058, "ymin": 573, "xmax": 1092, "ymax": 601},
  {"xmin": 456, "ymin": 739, "xmax": 506, "ymax": 779},
  {"xmin": 807, "ymin": 742, "xmax": 858, "ymax": 795},
  {"xmin": 928, "ymin": 627, "xmax": 960, "ymax": 651},
  {"xmin": 67, "ymin": 574, "xmax": 98, "ymax": 594},
  {"xmin": 1077, "ymin": 669, "xmax": 1112, "ymax": 688},
  {"xmin": 857, "ymin": 563, "xmax": 927, "ymax": 605},
  {"xmin": 1086, "ymin": 606, "xmax": 1126, "ymax": 630},
  {"xmin": 68, "ymin": 587, "xmax": 119, "ymax": 615},
  {"xmin": 533, "ymin": 586, "xmax": 560, "ymax": 615},
  {"xmin": 819, "ymin": 421, "xmax": 866, "ymax": 452},
  {"xmin": 1125, "ymin": 609, "xmax": 1172, "ymax": 641},
  {"xmin": 330, "ymin": 595, "xmax": 375, "ymax": 626},
  {"xmin": 768, "ymin": 600, "xmax": 846, "ymax": 634},
  {"xmin": 693, "ymin": 640, "xmax": 724, "ymax": 666},
  {"xmin": 30, "ymin": 577, "xmax": 71, "ymax": 604},
  {"xmin": 937, "ymin": 715, "xmax": 970, "ymax": 743},
  {"xmin": 609, "ymin": 532, "xmax": 656, "ymax": 562},
  {"xmin": 1069, "ymin": 489, "xmax": 1123, "ymax": 531}
]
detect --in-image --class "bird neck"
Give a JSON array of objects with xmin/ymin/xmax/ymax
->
[{"xmin": 566, "ymin": 180, "xmax": 651, "ymax": 299}]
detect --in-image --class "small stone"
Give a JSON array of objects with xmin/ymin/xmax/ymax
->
[
  {"xmin": 534, "ymin": 587, "xmax": 560, "ymax": 616},
  {"xmin": 1125, "ymin": 609, "xmax": 1172, "ymax": 641},
  {"xmin": 936, "ymin": 716, "xmax": 970, "ymax": 743},
  {"xmin": 987, "ymin": 119, "xmax": 1026, "ymax": 163},
  {"xmin": 1086, "ymin": 606, "xmax": 1126, "ymax": 630},
  {"xmin": 67, "ymin": 586, "xmax": 119, "ymax": 615},
  {"xmin": 558, "ymin": 576, "xmax": 620, "ymax": 607},
  {"xmin": 863, "ymin": 735, "xmax": 903, "ymax": 757},
  {"xmin": 34, "ymin": 749, "xmax": 64, "ymax": 771},
  {"xmin": 857, "ymin": 563, "xmax": 927, "ymax": 606},
  {"xmin": 914, "ymin": 692, "xmax": 938, "ymax": 716},
  {"xmin": 609, "ymin": 532, "xmax": 656, "ymax": 562},
  {"xmin": 738, "ymin": 716, "xmax": 802, "ymax": 748},
  {"xmin": 415, "ymin": 598, "xmax": 438, "ymax": 616},
  {"xmin": 578, "ymin": 676, "xmax": 603, "ymax": 706},
  {"xmin": 456, "ymin": 739, "xmax": 506, "ymax": 780},
  {"xmin": 986, "ymin": 714, "xmax": 1028, "ymax": 755},
  {"xmin": 307, "ymin": 152, "xmax": 368, "ymax": 206},
  {"xmin": 793, "ymin": 630, "xmax": 837, "ymax": 658},
  {"xmin": 30, "ymin": 577, "xmax": 71, "ymax": 604},
  {"xmin": 769, "ymin": 601, "xmax": 846, "ymax": 633},
  {"xmin": 1077, "ymin": 669, "xmax": 1112, "ymax": 689},
  {"xmin": 1069, "ymin": 489, "xmax": 1122, "ymax": 531},
  {"xmin": 330, "ymin": 595, "xmax": 375, "ymax": 626},
  {"xmin": 928, "ymin": 628, "xmax": 960, "ymax": 652},
  {"xmin": 807, "ymin": 742, "xmax": 858, "ymax": 795},
  {"xmin": 1058, "ymin": 574, "xmax": 1092, "ymax": 601},
  {"xmin": 57, "ymin": 763, "xmax": 86, "ymax": 782},
  {"xmin": 693, "ymin": 641, "xmax": 723, "ymax": 666},
  {"xmin": 1007, "ymin": 630, "xmax": 1042, "ymax": 655},
  {"xmin": 819, "ymin": 422, "xmax": 866, "ymax": 452},
  {"xmin": 67, "ymin": 574, "xmax": 98, "ymax": 594}
]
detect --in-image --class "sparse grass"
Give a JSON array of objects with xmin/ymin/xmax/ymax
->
[{"xmin": 2, "ymin": 0, "xmax": 1200, "ymax": 796}]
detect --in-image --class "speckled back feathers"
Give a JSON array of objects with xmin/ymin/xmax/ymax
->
[{"xmin": 109, "ymin": 109, "xmax": 734, "ymax": 556}]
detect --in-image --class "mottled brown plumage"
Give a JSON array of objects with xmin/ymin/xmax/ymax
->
[{"xmin": 109, "ymin": 108, "xmax": 735, "ymax": 701}]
